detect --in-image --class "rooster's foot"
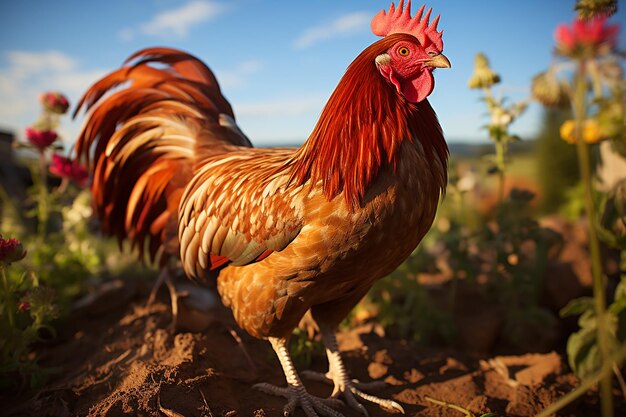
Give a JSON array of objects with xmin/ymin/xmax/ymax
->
[
  {"xmin": 302, "ymin": 371, "xmax": 402, "ymax": 416},
  {"xmin": 302, "ymin": 370, "xmax": 387, "ymax": 391},
  {"xmin": 253, "ymin": 383, "xmax": 344, "ymax": 417},
  {"xmin": 147, "ymin": 267, "xmax": 185, "ymax": 328},
  {"xmin": 264, "ymin": 337, "xmax": 345, "ymax": 417},
  {"xmin": 307, "ymin": 327, "xmax": 404, "ymax": 416}
]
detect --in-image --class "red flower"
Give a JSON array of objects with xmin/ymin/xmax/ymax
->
[
  {"xmin": 25, "ymin": 127, "xmax": 58, "ymax": 151},
  {"xmin": 0, "ymin": 236, "xmax": 26, "ymax": 264},
  {"xmin": 555, "ymin": 17, "xmax": 619, "ymax": 57},
  {"xmin": 40, "ymin": 91, "xmax": 70, "ymax": 115},
  {"xmin": 18, "ymin": 301, "xmax": 30, "ymax": 312},
  {"xmin": 49, "ymin": 154, "xmax": 89, "ymax": 187}
]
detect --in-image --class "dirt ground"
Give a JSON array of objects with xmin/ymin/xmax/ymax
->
[{"xmin": 1, "ymin": 274, "xmax": 624, "ymax": 417}]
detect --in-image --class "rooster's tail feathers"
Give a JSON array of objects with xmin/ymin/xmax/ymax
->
[{"xmin": 74, "ymin": 47, "xmax": 249, "ymax": 264}]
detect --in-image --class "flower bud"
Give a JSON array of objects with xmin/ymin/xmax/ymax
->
[
  {"xmin": 468, "ymin": 53, "xmax": 501, "ymax": 89},
  {"xmin": 0, "ymin": 236, "xmax": 26, "ymax": 264},
  {"xmin": 40, "ymin": 92, "xmax": 70, "ymax": 115},
  {"xmin": 531, "ymin": 71, "xmax": 570, "ymax": 108},
  {"xmin": 575, "ymin": 0, "xmax": 617, "ymax": 19}
]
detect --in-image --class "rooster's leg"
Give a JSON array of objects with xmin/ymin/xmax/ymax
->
[
  {"xmin": 302, "ymin": 327, "xmax": 404, "ymax": 416},
  {"xmin": 254, "ymin": 337, "xmax": 344, "ymax": 417},
  {"xmin": 146, "ymin": 266, "xmax": 182, "ymax": 327}
]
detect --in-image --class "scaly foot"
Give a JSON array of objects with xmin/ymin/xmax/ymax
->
[
  {"xmin": 302, "ymin": 370, "xmax": 403, "ymax": 416},
  {"xmin": 306, "ymin": 327, "xmax": 404, "ymax": 416},
  {"xmin": 262, "ymin": 337, "xmax": 345, "ymax": 417},
  {"xmin": 254, "ymin": 382, "xmax": 344, "ymax": 417}
]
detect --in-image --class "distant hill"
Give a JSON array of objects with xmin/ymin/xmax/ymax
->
[
  {"xmin": 448, "ymin": 139, "xmax": 535, "ymax": 157},
  {"xmin": 257, "ymin": 139, "xmax": 536, "ymax": 157}
]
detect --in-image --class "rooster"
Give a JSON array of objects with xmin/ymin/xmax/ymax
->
[{"xmin": 74, "ymin": 1, "xmax": 450, "ymax": 416}]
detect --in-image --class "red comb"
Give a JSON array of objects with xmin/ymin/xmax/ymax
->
[{"xmin": 371, "ymin": 0, "xmax": 443, "ymax": 51}]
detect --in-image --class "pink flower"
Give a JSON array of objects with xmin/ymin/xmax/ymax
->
[
  {"xmin": 25, "ymin": 127, "xmax": 58, "ymax": 151},
  {"xmin": 0, "ymin": 236, "xmax": 26, "ymax": 264},
  {"xmin": 40, "ymin": 91, "xmax": 70, "ymax": 115},
  {"xmin": 49, "ymin": 154, "xmax": 89, "ymax": 187},
  {"xmin": 555, "ymin": 17, "xmax": 619, "ymax": 57}
]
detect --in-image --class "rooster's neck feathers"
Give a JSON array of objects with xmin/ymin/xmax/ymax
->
[{"xmin": 290, "ymin": 34, "xmax": 448, "ymax": 209}]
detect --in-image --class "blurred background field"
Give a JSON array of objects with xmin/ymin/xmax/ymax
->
[{"xmin": 1, "ymin": 1, "xmax": 625, "ymax": 416}]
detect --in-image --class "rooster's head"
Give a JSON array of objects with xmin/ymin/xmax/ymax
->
[{"xmin": 371, "ymin": 1, "xmax": 450, "ymax": 103}]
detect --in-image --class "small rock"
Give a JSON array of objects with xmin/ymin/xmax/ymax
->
[
  {"xmin": 368, "ymin": 362, "xmax": 388, "ymax": 379},
  {"xmin": 513, "ymin": 352, "xmax": 562, "ymax": 386},
  {"xmin": 403, "ymin": 368, "xmax": 425, "ymax": 383},
  {"xmin": 372, "ymin": 349, "xmax": 392, "ymax": 365}
]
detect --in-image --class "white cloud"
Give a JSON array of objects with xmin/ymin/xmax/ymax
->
[
  {"xmin": 119, "ymin": 0, "xmax": 227, "ymax": 41},
  {"xmin": 214, "ymin": 60, "xmax": 264, "ymax": 89},
  {"xmin": 6, "ymin": 50, "xmax": 76, "ymax": 75},
  {"xmin": 236, "ymin": 95, "xmax": 327, "ymax": 118},
  {"xmin": 0, "ymin": 50, "xmax": 107, "ymax": 147},
  {"xmin": 293, "ymin": 11, "xmax": 370, "ymax": 49}
]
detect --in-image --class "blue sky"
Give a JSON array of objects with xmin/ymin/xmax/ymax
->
[{"xmin": 1, "ymin": 0, "xmax": 624, "ymax": 147}]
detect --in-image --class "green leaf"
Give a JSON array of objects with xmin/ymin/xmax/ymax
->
[
  {"xmin": 566, "ymin": 325, "xmax": 601, "ymax": 379},
  {"xmin": 608, "ymin": 296, "xmax": 626, "ymax": 315},
  {"xmin": 560, "ymin": 297, "xmax": 595, "ymax": 318},
  {"xmin": 615, "ymin": 276, "xmax": 626, "ymax": 300},
  {"xmin": 614, "ymin": 278, "xmax": 626, "ymax": 342}
]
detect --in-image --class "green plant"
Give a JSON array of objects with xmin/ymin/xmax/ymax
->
[
  {"xmin": 0, "ymin": 92, "xmax": 110, "ymax": 388},
  {"xmin": 0, "ymin": 236, "xmax": 59, "ymax": 389},
  {"xmin": 288, "ymin": 327, "xmax": 324, "ymax": 369},
  {"xmin": 8, "ymin": 93, "xmax": 101, "ymax": 311},
  {"xmin": 363, "ymin": 260, "xmax": 455, "ymax": 345},
  {"xmin": 532, "ymin": 1, "xmax": 625, "ymax": 415},
  {"xmin": 476, "ymin": 189, "xmax": 560, "ymax": 347},
  {"xmin": 468, "ymin": 53, "xmax": 528, "ymax": 204},
  {"xmin": 564, "ymin": 184, "xmax": 626, "ymax": 396}
]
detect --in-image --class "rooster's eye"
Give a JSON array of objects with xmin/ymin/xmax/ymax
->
[{"xmin": 397, "ymin": 46, "xmax": 410, "ymax": 57}]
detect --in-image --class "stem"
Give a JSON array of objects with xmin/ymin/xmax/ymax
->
[
  {"xmin": 483, "ymin": 86, "xmax": 507, "ymax": 204},
  {"xmin": 573, "ymin": 61, "xmax": 613, "ymax": 417},
  {"xmin": 495, "ymin": 138, "xmax": 506, "ymax": 204},
  {"xmin": 0, "ymin": 182, "xmax": 18, "ymax": 215},
  {"xmin": 36, "ymin": 152, "xmax": 49, "ymax": 240},
  {"xmin": 55, "ymin": 178, "xmax": 69, "ymax": 195},
  {"xmin": 1, "ymin": 266, "xmax": 14, "ymax": 328},
  {"xmin": 425, "ymin": 396, "xmax": 475, "ymax": 417}
]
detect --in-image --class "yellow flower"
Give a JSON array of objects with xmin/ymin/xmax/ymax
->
[{"xmin": 560, "ymin": 119, "xmax": 605, "ymax": 144}]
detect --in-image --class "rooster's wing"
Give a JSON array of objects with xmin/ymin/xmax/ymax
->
[{"xmin": 178, "ymin": 148, "xmax": 305, "ymax": 278}]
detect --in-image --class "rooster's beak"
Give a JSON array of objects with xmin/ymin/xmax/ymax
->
[{"xmin": 426, "ymin": 53, "xmax": 451, "ymax": 69}]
